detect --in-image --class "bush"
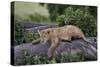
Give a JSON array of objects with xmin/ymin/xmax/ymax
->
[
  {"xmin": 56, "ymin": 7, "xmax": 97, "ymax": 37},
  {"xmin": 15, "ymin": 22, "xmax": 40, "ymax": 45},
  {"xmin": 14, "ymin": 49, "xmax": 56, "ymax": 65},
  {"xmin": 15, "ymin": 22, "xmax": 26, "ymax": 45},
  {"xmin": 14, "ymin": 49, "xmax": 85, "ymax": 65},
  {"xmin": 24, "ymin": 31, "xmax": 39, "ymax": 43}
]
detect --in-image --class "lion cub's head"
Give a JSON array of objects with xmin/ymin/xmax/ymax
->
[{"xmin": 38, "ymin": 29, "xmax": 51, "ymax": 44}]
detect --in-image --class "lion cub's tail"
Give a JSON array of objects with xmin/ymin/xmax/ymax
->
[{"xmin": 82, "ymin": 36, "xmax": 92, "ymax": 44}]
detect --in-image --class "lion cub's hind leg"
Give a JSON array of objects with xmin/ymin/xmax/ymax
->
[{"xmin": 61, "ymin": 36, "xmax": 72, "ymax": 42}]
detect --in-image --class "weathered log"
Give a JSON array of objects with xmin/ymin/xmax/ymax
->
[
  {"xmin": 14, "ymin": 37, "xmax": 97, "ymax": 62},
  {"xmin": 21, "ymin": 21, "xmax": 57, "ymax": 29},
  {"xmin": 26, "ymin": 25, "xmax": 57, "ymax": 31}
]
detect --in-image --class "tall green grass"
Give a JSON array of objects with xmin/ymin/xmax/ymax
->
[{"xmin": 14, "ymin": 1, "xmax": 51, "ymax": 23}]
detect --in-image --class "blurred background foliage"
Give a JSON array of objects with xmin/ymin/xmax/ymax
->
[{"xmin": 12, "ymin": 1, "xmax": 97, "ymax": 64}]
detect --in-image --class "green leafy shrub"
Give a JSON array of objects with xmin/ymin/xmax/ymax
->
[
  {"xmin": 47, "ymin": 4, "xmax": 68, "ymax": 21},
  {"xmin": 15, "ymin": 22, "xmax": 40, "ymax": 45},
  {"xmin": 24, "ymin": 31, "xmax": 39, "ymax": 43},
  {"xmin": 56, "ymin": 7, "xmax": 97, "ymax": 37},
  {"xmin": 15, "ymin": 22, "xmax": 26, "ymax": 45},
  {"xmin": 14, "ymin": 49, "xmax": 85, "ymax": 65},
  {"xmin": 14, "ymin": 49, "xmax": 56, "ymax": 65},
  {"xmin": 61, "ymin": 52, "xmax": 84, "ymax": 62}
]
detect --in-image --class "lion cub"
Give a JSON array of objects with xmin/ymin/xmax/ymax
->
[{"xmin": 38, "ymin": 25, "xmax": 92, "ymax": 58}]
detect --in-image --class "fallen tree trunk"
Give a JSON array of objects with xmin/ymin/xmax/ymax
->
[
  {"xmin": 26, "ymin": 25, "xmax": 57, "ymax": 31},
  {"xmin": 13, "ymin": 37, "xmax": 97, "ymax": 65}
]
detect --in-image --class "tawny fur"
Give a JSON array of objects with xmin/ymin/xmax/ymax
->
[{"xmin": 37, "ymin": 25, "xmax": 92, "ymax": 58}]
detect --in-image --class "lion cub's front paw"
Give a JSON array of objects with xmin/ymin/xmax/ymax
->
[
  {"xmin": 32, "ymin": 41, "xmax": 35, "ymax": 45},
  {"xmin": 32, "ymin": 39, "xmax": 40, "ymax": 45},
  {"xmin": 32, "ymin": 40, "xmax": 37, "ymax": 45},
  {"xmin": 47, "ymin": 52, "xmax": 53, "ymax": 59}
]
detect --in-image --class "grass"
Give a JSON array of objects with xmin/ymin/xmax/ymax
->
[
  {"xmin": 14, "ymin": 1, "xmax": 51, "ymax": 23},
  {"xmin": 14, "ymin": 1, "xmax": 49, "ymax": 17}
]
